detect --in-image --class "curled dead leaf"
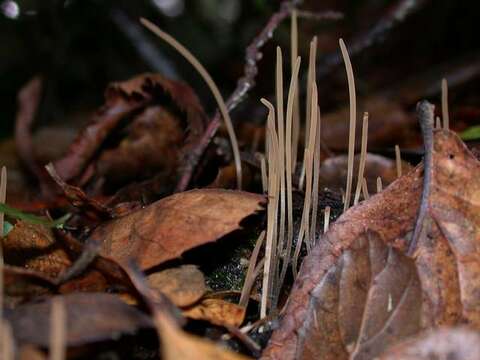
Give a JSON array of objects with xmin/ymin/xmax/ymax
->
[{"xmin": 52, "ymin": 73, "xmax": 207, "ymax": 198}]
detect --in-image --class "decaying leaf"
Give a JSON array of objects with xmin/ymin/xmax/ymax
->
[
  {"xmin": 90, "ymin": 189, "xmax": 265, "ymax": 270},
  {"xmin": 5, "ymin": 293, "xmax": 153, "ymax": 347},
  {"xmin": 147, "ymin": 265, "xmax": 206, "ymax": 307},
  {"xmin": 52, "ymin": 73, "xmax": 207, "ymax": 196},
  {"xmin": 379, "ymin": 327, "xmax": 480, "ymax": 360},
  {"xmin": 263, "ymin": 128, "xmax": 480, "ymax": 359},
  {"xmin": 3, "ymin": 221, "xmax": 71, "ymax": 277},
  {"xmin": 319, "ymin": 153, "xmax": 411, "ymax": 194},
  {"xmin": 183, "ymin": 298, "xmax": 246, "ymax": 327}
]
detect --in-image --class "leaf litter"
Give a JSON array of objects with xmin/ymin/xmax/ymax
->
[{"xmin": 2, "ymin": 1, "xmax": 480, "ymax": 359}]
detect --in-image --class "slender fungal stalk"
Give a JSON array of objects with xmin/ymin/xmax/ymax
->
[
  {"xmin": 395, "ymin": 144, "xmax": 402, "ymax": 178},
  {"xmin": 376, "ymin": 176, "xmax": 383, "ymax": 193},
  {"xmin": 240, "ymin": 231, "xmax": 265, "ymax": 308},
  {"xmin": 1, "ymin": 320, "xmax": 14, "ymax": 360},
  {"xmin": 361, "ymin": 178, "xmax": 370, "ymax": 200},
  {"xmin": 293, "ymin": 83, "xmax": 318, "ymax": 275},
  {"xmin": 290, "ymin": 10, "xmax": 300, "ymax": 173},
  {"xmin": 275, "ymin": 47, "xmax": 287, "ymax": 277},
  {"xmin": 323, "ymin": 206, "xmax": 331, "ymax": 233},
  {"xmin": 305, "ymin": 37, "xmax": 318, "ymax": 148},
  {"xmin": 50, "ymin": 297, "xmax": 66, "ymax": 360},
  {"xmin": 258, "ymin": 153, "xmax": 268, "ymax": 193},
  {"xmin": 339, "ymin": 38, "xmax": 357, "ymax": 212},
  {"xmin": 279, "ymin": 57, "xmax": 301, "ymax": 289},
  {"xmin": 435, "ymin": 116, "xmax": 441, "ymax": 130},
  {"xmin": 310, "ymin": 106, "xmax": 321, "ymax": 246},
  {"xmin": 261, "ymin": 99, "xmax": 279, "ymax": 318},
  {"xmin": 299, "ymin": 37, "xmax": 318, "ymax": 189},
  {"xmin": 441, "ymin": 78, "xmax": 449, "ymax": 130},
  {"xmin": 141, "ymin": 18, "xmax": 243, "ymax": 189},
  {"xmin": 353, "ymin": 112, "xmax": 369, "ymax": 205}
]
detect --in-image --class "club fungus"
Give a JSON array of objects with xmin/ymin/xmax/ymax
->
[
  {"xmin": 395, "ymin": 144, "xmax": 402, "ymax": 178},
  {"xmin": 140, "ymin": 18, "xmax": 243, "ymax": 189},
  {"xmin": 339, "ymin": 38, "xmax": 357, "ymax": 212},
  {"xmin": 323, "ymin": 206, "xmax": 331, "ymax": 233},
  {"xmin": 275, "ymin": 47, "xmax": 286, "ymax": 282},
  {"xmin": 261, "ymin": 98, "xmax": 279, "ymax": 318},
  {"xmin": 239, "ymin": 231, "xmax": 265, "ymax": 309},
  {"xmin": 353, "ymin": 112, "xmax": 369, "ymax": 205},
  {"xmin": 442, "ymin": 78, "xmax": 449, "ymax": 130},
  {"xmin": 280, "ymin": 57, "xmax": 301, "ymax": 288},
  {"xmin": 377, "ymin": 176, "xmax": 383, "ymax": 193},
  {"xmin": 50, "ymin": 297, "xmax": 66, "ymax": 360},
  {"xmin": 290, "ymin": 9, "xmax": 301, "ymax": 172},
  {"xmin": 1, "ymin": 320, "xmax": 14, "ymax": 360}
]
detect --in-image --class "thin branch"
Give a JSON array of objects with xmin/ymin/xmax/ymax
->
[
  {"xmin": 339, "ymin": 39, "xmax": 357, "ymax": 212},
  {"xmin": 407, "ymin": 100, "xmax": 434, "ymax": 256}
]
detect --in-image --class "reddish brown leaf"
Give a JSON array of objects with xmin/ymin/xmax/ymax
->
[
  {"xmin": 319, "ymin": 153, "xmax": 412, "ymax": 194},
  {"xmin": 90, "ymin": 189, "xmax": 265, "ymax": 270},
  {"xmin": 5, "ymin": 293, "xmax": 153, "ymax": 347},
  {"xmin": 322, "ymin": 97, "xmax": 414, "ymax": 151},
  {"xmin": 147, "ymin": 265, "xmax": 206, "ymax": 307},
  {"xmin": 52, "ymin": 73, "xmax": 207, "ymax": 192},
  {"xmin": 263, "ymin": 129, "xmax": 480, "ymax": 359},
  {"xmin": 379, "ymin": 327, "xmax": 480, "ymax": 360}
]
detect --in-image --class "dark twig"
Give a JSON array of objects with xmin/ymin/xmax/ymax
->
[
  {"xmin": 175, "ymin": 0, "xmax": 308, "ymax": 192},
  {"xmin": 318, "ymin": 0, "xmax": 428, "ymax": 78},
  {"xmin": 407, "ymin": 100, "xmax": 434, "ymax": 256}
]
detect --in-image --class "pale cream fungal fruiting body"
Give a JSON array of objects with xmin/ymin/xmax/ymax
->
[
  {"xmin": 50, "ymin": 297, "xmax": 67, "ymax": 360},
  {"xmin": 140, "ymin": 18, "xmax": 243, "ymax": 189}
]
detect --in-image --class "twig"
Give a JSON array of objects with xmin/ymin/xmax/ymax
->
[
  {"xmin": 407, "ymin": 100, "xmax": 434, "ymax": 256},
  {"xmin": 175, "ymin": 1, "xmax": 337, "ymax": 192}
]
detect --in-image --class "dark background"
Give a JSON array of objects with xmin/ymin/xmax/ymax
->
[{"xmin": 1, "ymin": 0, "xmax": 479, "ymax": 139}]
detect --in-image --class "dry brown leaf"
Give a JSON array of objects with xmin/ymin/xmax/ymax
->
[
  {"xmin": 262, "ymin": 129, "xmax": 480, "ymax": 359},
  {"xmin": 379, "ymin": 327, "xmax": 480, "ymax": 360},
  {"xmin": 147, "ymin": 265, "xmax": 206, "ymax": 307},
  {"xmin": 319, "ymin": 153, "xmax": 411, "ymax": 194},
  {"xmin": 90, "ymin": 189, "xmax": 265, "ymax": 270},
  {"xmin": 5, "ymin": 293, "xmax": 153, "ymax": 347},
  {"xmin": 3, "ymin": 221, "xmax": 71, "ymax": 277},
  {"xmin": 52, "ymin": 73, "xmax": 207, "ymax": 198},
  {"xmin": 156, "ymin": 311, "xmax": 251, "ymax": 360},
  {"xmin": 183, "ymin": 298, "xmax": 246, "ymax": 327}
]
